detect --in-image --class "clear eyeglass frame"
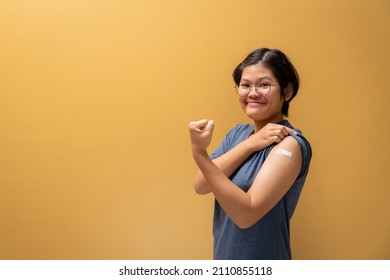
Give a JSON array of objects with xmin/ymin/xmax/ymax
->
[{"xmin": 235, "ymin": 82, "xmax": 279, "ymax": 97}]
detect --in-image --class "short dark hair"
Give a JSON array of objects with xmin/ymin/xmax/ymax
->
[{"xmin": 232, "ymin": 48, "xmax": 300, "ymax": 116}]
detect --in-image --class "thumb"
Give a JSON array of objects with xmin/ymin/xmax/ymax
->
[
  {"xmin": 189, "ymin": 119, "xmax": 207, "ymax": 130},
  {"xmin": 204, "ymin": 119, "xmax": 215, "ymax": 132}
]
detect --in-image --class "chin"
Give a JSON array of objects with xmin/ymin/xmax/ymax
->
[
  {"xmin": 245, "ymin": 112, "xmax": 266, "ymax": 121},
  {"xmin": 244, "ymin": 108, "xmax": 262, "ymax": 117}
]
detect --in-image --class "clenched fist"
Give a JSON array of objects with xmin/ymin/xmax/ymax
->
[{"xmin": 189, "ymin": 119, "xmax": 215, "ymax": 153}]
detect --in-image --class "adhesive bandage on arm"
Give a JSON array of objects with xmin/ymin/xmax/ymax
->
[{"xmin": 275, "ymin": 148, "xmax": 292, "ymax": 158}]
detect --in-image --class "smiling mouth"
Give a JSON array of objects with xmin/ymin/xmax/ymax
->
[{"xmin": 247, "ymin": 101, "xmax": 266, "ymax": 105}]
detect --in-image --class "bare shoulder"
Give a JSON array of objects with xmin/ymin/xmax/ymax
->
[{"xmin": 270, "ymin": 136, "xmax": 302, "ymax": 162}]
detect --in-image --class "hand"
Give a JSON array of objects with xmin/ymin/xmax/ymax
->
[
  {"xmin": 189, "ymin": 119, "xmax": 215, "ymax": 153},
  {"xmin": 246, "ymin": 123, "xmax": 296, "ymax": 152}
]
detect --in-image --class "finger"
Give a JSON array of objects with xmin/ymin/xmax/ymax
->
[
  {"xmin": 279, "ymin": 126, "xmax": 289, "ymax": 136},
  {"xmin": 272, "ymin": 129, "xmax": 287, "ymax": 139},
  {"xmin": 276, "ymin": 125, "xmax": 297, "ymax": 136},
  {"xmin": 284, "ymin": 126, "xmax": 297, "ymax": 135},
  {"xmin": 198, "ymin": 119, "xmax": 214, "ymax": 134},
  {"xmin": 199, "ymin": 119, "xmax": 215, "ymax": 132},
  {"xmin": 271, "ymin": 135, "xmax": 282, "ymax": 143},
  {"xmin": 189, "ymin": 119, "xmax": 208, "ymax": 131}
]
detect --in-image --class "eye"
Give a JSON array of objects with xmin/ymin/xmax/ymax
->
[
  {"xmin": 239, "ymin": 83, "xmax": 251, "ymax": 88},
  {"xmin": 258, "ymin": 83, "xmax": 271, "ymax": 88}
]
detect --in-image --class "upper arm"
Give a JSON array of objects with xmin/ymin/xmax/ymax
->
[{"xmin": 246, "ymin": 136, "xmax": 302, "ymax": 224}]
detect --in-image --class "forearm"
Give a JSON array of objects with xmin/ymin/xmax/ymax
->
[
  {"xmin": 193, "ymin": 139, "xmax": 254, "ymax": 194},
  {"xmin": 192, "ymin": 149, "xmax": 253, "ymax": 227}
]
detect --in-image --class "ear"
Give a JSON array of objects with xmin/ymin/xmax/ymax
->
[{"xmin": 283, "ymin": 83, "xmax": 294, "ymax": 101}]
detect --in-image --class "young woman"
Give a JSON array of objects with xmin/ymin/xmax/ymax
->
[{"xmin": 189, "ymin": 48, "xmax": 312, "ymax": 260}]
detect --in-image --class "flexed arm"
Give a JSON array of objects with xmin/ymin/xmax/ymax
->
[
  {"xmin": 190, "ymin": 120, "xmax": 296, "ymax": 195},
  {"xmin": 189, "ymin": 119, "xmax": 301, "ymax": 228},
  {"xmin": 190, "ymin": 120, "xmax": 253, "ymax": 194}
]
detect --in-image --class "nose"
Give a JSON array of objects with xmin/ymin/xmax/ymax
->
[{"xmin": 248, "ymin": 85, "xmax": 259, "ymax": 97}]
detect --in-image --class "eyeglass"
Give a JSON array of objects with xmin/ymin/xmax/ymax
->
[{"xmin": 235, "ymin": 82, "xmax": 279, "ymax": 97}]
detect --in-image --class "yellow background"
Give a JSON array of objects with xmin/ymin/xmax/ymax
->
[{"xmin": 1, "ymin": 0, "xmax": 389, "ymax": 259}]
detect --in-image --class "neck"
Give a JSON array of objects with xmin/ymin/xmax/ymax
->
[{"xmin": 253, "ymin": 114, "xmax": 285, "ymax": 132}]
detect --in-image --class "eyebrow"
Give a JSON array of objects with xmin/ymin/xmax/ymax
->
[{"xmin": 240, "ymin": 76, "xmax": 273, "ymax": 82}]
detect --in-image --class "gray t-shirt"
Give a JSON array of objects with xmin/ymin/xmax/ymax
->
[{"xmin": 210, "ymin": 120, "xmax": 312, "ymax": 259}]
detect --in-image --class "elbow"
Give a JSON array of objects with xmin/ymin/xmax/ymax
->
[
  {"xmin": 193, "ymin": 171, "xmax": 211, "ymax": 195},
  {"xmin": 234, "ymin": 214, "xmax": 264, "ymax": 229},
  {"xmin": 194, "ymin": 184, "xmax": 211, "ymax": 195},
  {"xmin": 235, "ymin": 221, "xmax": 255, "ymax": 229}
]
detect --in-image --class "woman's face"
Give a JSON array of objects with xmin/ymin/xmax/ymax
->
[{"xmin": 238, "ymin": 63, "xmax": 285, "ymax": 124}]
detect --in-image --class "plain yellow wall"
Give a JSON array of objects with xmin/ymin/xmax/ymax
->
[{"xmin": 0, "ymin": 0, "xmax": 389, "ymax": 259}]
